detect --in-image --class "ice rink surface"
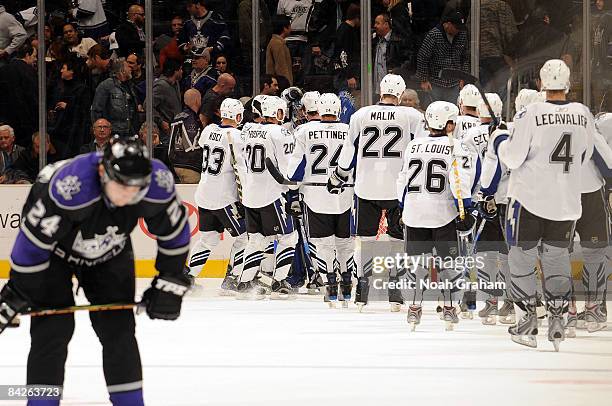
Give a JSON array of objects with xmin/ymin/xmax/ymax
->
[{"xmin": 1, "ymin": 279, "xmax": 612, "ymax": 406}]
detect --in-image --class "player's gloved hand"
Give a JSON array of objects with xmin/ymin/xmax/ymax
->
[
  {"xmin": 477, "ymin": 195, "xmax": 497, "ymax": 220},
  {"xmin": 488, "ymin": 125, "xmax": 510, "ymax": 156},
  {"xmin": 455, "ymin": 212, "xmax": 476, "ymax": 232},
  {"xmin": 327, "ymin": 169, "xmax": 348, "ymax": 194},
  {"xmin": 0, "ymin": 282, "xmax": 29, "ymax": 334},
  {"xmin": 140, "ymin": 274, "xmax": 190, "ymax": 320},
  {"xmin": 284, "ymin": 189, "xmax": 302, "ymax": 217}
]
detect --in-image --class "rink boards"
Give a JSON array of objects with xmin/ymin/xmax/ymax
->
[{"xmin": 0, "ymin": 184, "xmax": 602, "ymax": 279}]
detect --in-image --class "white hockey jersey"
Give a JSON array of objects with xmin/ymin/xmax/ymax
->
[
  {"xmin": 277, "ymin": 0, "xmax": 313, "ymax": 43},
  {"xmin": 241, "ymin": 122, "xmax": 295, "ymax": 208},
  {"xmin": 499, "ymin": 101, "xmax": 595, "ymax": 221},
  {"xmin": 195, "ymin": 124, "xmax": 245, "ymax": 210},
  {"xmin": 453, "ymin": 114, "xmax": 481, "ymax": 140},
  {"xmin": 337, "ymin": 104, "xmax": 423, "ymax": 200},
  {"xmin": 397, "ymin": 135, "xmax": 475, "ymax": 228},
  {"xmin": 287, "ymin": 120, "xmax": 352, "ymax": 214}
]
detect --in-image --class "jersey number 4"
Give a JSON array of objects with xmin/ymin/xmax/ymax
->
[
  {"xmin": 550, "ymin": 132, "xmax": 573, "ymax": 173},
  {"xmin": 362, "ymin": 126, "xmax": 403, "ymax": 158}
]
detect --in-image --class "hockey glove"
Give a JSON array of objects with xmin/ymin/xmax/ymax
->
[
  {"xmin": 284, "ymin": 189, "xmax": 302, "ymax": 217},
  {"xmin": 327, "ymin": 169, "xmax": 348, "ymax": 194},
  {"xmin": 477, "ymin": 195, "xmax": 497, "ymax": 220},
  {"xmin": 140, "ymin": 274, "xmax": 190, "ymax": 320},
  {"xmin": 455, "ymin": 212, "xmax": 476, "ymax": 232},
  {"xmin": 0, "ymin": 282, "xmax": 29, "ymax": 334},
  {"xmin": 488, "ymin": 125, "xmax": 510, "ymax": 156}
]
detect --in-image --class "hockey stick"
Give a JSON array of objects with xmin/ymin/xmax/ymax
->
[
  {"xmin": 439, "ymin": 69, "xmax": 500, "ymax": 128},
  {"xmin": 25, "ymin": 302, "xmax": 139, "ymax": 317},
  {"xmin": 264, "ymin": 157, "xmax": 354, "ymax": 187}
]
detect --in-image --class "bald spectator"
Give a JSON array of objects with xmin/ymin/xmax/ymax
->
[
  {"xmin": 200, "ymin": 73, "xmax": 236, "ymax": 125},
  {"xmin": 115, "ymin": 4, "xmax": 146, "ymax": 57},
  {"xmin": 169, "ymin": 89, "xmax": 203, "ymax": 184},
  {"xmin": 152, "ymin": 58, "xmax": 183, "ymax": 143},
  {"xmin": 0, "ymin": 4, "xmax": 27, "ymax": 67},
  {"xmin": 80, "ymin": 118, "xmax": 112, "ymax": 153},
  {"xmin": 400, "ymin": 89, "xmax": 424, "ymax": 112},
  {"xmin": 0, "ymin": 124, "xmax": 25, "ymax": 165},
  {"xmin": 266, "ymin": 15, "xmax": 293, "ymax": 85}
]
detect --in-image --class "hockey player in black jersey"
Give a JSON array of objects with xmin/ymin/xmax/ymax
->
[{"xmin": 0, "ymin": 137, "xmax": 191, "ymax": 405}]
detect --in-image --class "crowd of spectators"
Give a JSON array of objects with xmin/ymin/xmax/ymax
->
[{"xmin": 0, "ymin": 0, "xmax": 610, "ymax": 184}]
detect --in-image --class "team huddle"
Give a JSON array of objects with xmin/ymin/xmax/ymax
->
[{"xmin": 189, "ymin": 60, "xmax": 612, "ymax": 351}]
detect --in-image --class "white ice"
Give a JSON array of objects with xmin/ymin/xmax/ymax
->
[{"xmin": 1, "ymin": 279, "xmax": 612, "ymax": 406}]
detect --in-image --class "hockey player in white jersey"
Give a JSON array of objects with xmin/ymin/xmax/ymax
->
[
  {"xmin": 327, "ymin": 74, "xmax": 423, "ymax": 311},
  {"xmin": 239, "ymin": 96, "xmax": 298, "ymax": 298},
  {"xmin": 186, "ymin": 98, "xmax": 247, "ymax": 295},
  {"xmin": 287, "ymin": 93, "xmax": 355, "ymax": 307},
  {"xmin": 488, "ymin": 59, "xmax": 596, "ymax": 350},
  {"xmin": 454, "ymin": 84, "xmax": 482, "ymax": 139},
  {"xmin": 397, "ymin": 101, "xmax": 476, "ymax": 330}
]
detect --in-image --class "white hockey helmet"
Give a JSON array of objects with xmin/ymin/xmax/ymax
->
[
  {"xmin": 540, "ymin": 59, "xmax": 570, "ymax": 92},
  {"xmin": 595, "ymin": 112, "xmax": 612, "ymax": 137},
  {"xmin": 514, "ymin": 89, "xmax": 545, "ymax": 112},
  {"xmin": 261, "ymin": 96, "xmax": 287, "ymax": 121},
  {"xmin": 301, "ymin": 91, "xmax": 320, "ymax": 113},
  {"xmin": 220, "ymin": 98, "xmax": 245, "ymax": 124},
  {"xmin": 477, "ymin": 93, "xmax": 503, "ymax": 119},
  {"xmin": 458, "ymin": 84, "xmax": 481, "ymax": 108},
  {"xmin": 380, "ymin": 74, "xmax": 406, "ymax": 100},
  {"xmin": 318, "ymin": 93, "xmax": 341, "ymax": 117},
  {"xmin": 252, "ymin": 95, "xmax": 267, "ymax": 117},
  {"xmin": 425, "ymin": 101, "xmax": 459, "ymax": 131}
]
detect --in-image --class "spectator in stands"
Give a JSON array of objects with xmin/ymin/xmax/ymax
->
[
  {"xmin": 11, "ymin": 132, "xmax": 60, "ymax": 183},
  {"xmin": 200, "ymin": 73, "xmax": 236, "ymax": 125},
  {"xmin": 277, "ymin": 0, "xmax": 314, "ymax": 82},
  {"xmin": 592, "ymin": 0, "xmax": 612, "ymax": 111},
  {"xmin": 187, "ymin": 48, "xmax": 218, "ymax": 97},
  {"xmin": 479, "ymin": 0, "xmax": 518, "ymax": 94},
  {"xmin": 266, "ymin": 15, "xmax": 293, "ymax": 85},
  {"xmin": 333, "ymin": 3, "xmax": 360, "ymax": 92},
  {"xmin": 80, "ymin": 118, "xmax": 112, "ymax": 153},
  {"xmin": 62, "ymin": 22, "xmax": 97, "ymax": 60},
  {"xmin": 115, "ymin": 4, "xmax": 146, "ymax": 57},
  {"xmin": 373, "ymin": 12, "xmax": 413, "ymax": 95},
  {"xmin": 0, "ymin": 42, "xmax": 38, "ymax": 149},
  {"xmin": 127, "ymin": 53, "xmax": 146, "ymax": 103},
  {"xmin": 0, "ymin": 3, "xmax": 27, "ymax": 67},
  {"xmin": 411, "ymin": 0, "xmax": 447, "ymax": 50},
  {"xmin": 138, "ymin": 122, "xmax": 161, "ymax": 148},
  {"xmin": 179, "ymin": 0, "xmax": 231, "ymax": 58},
  {"xmin": 416, "ymin": 10, "xmax": 469, "ymax": 103},
  {"xmin": 215, "ymin": 54, "xmax": 230, "ymax": 75},
  {"xmin": 69, "ymin": 0, "xmax": 111, "ymax": 41},
  {"xmin": 48, "ymin": 57, "xmax": 91, "ymax": 159},
  {"xmin": 400, "ymin": 89, "xmax": 424, "ymax": 112},
  {"xmin": 155, "ymin": 15, "xmax": 183, "ymax": 67},
  {"xmin": 152, "ymin": 58, "xmax": 183, "ymax": 143},
  {"xmin": 138, "ymin": 122, "xmax": 176, "ymax": 180},
  {"xmin": 383, "ymin": 0, "xmax": 413, "ymax": 43},
  {"xmin": 0, "ymin": 124, "xmax": 24, "ymax": 165},
  {"xmin": 86, "ymin": 44, "xmax": 112, "ymax": 98},
  {"xmin": 242, "ymin": 74, "xmax": 279, "ymax": 123},
  {"xmin": 307, "ymin": 0, "xmax": 340, "ymax": 74},
  {"xmin": 168, "ymin": 89, "xmax": 203, "ymax": 184},
  {"xmin": 91, "ymin": 57, "xmax": 141, "ymax": 138}
]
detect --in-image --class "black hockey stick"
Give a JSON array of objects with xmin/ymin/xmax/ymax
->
[
  {"xmin": 264, "ymin": 157, "xmax": 354, "ymax": 187},
  {"xmin": 439, "ymin": 69, "xmax": 501, "ymax": 128}
]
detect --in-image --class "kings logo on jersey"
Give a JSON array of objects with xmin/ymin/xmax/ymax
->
[
  {"xmin": 55, "ymin": 175, "xmax": 82, "ymax": 201},
  {"xmin": 72, "ymin": 226, "xmax": 127, "ymax": 259}
]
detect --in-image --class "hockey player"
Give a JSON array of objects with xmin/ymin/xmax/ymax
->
[
  {"xmin": 454, "ymin": 84, "xmax": 482, "ymax": 139},
  {"xmin": 488, "ymin": 59, "xmax": 596, "ymax": 350},
  {"xmin": 287, "ymin": 93, "xmax": 355, "ymax": 307},
  {"xmin": 461, "ymin": 93, "xmax": 512, "ymax": 324},
  {"xmin": 397, "ymin": 101, "xmax": 476, "ymax": 331},
  {"xmin": 186, "ymin": 98, "xmax": 247, "ymax": 295},
  {"xmin": 238, "ymin": 96, "xmax": 298, "ymax": 298},
  {"xmin": 327, "ymin": 73, "xmax": 423, "ymax": 312},
  {"xmin": 0, "ymin": 138, "xmax": 191, "ymax": 405}
]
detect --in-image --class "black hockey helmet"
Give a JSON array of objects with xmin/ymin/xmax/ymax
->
[{"xmin": 102, "ymin": 136, "xmax": 152, "ymax": 188}]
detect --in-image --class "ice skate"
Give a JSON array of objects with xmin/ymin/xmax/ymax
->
[
  {"xmin": 576, "ymin": 309, "xmax": 586, "ymax": 329},
  {"xmin": 270, "ymin": 279, "xmax": 296, "ymax": 300},
  {"xmin": 256, "ymin": 271, "xmax": 274, "ymax": 295},
  {"xmin": 443, "ymin": 306, "xmax": 459, "ymax": 331},
  {"xmin": 219, "ymin": 274, "xmax": 238, "ymax": 296},
  {"xmin": 565, "ymin": 305, "xmax": 577, "ymax": 338},
  {"xmin": 436, "ymin": 304, "xmax": 443, "ymax": 320},
  {"xmin": 355, "ymin": 277, "xmax": 369, "ymax": 312},
  {"xmin": 585, "ymin": 302, "xmax": 607, "ymax": 333},
  {"xmin": 325, "ymin": 284, "xmax": 339, "ymax": 308},
  {"xmin": 509, "ymin": 305, "xmax": 538, "ymax": 348},
  {"xmin": 407, "ymin": 305, "xmax": 422, "ymax": 331},
  {"xmin": 460, "ymin": 291, "xmax": 476, "ymax": 319},
  {"xmin": 536, "ymin": 296, "xmax": 546, "ymax": 327},
  {"xmin": 478, "ymin": 298, "xmax": 498, "ymax": 325},
  {"xmin": 236, "ymin": 280, "xmax": 266, "ymax": 300},
  {"xmin": 388, "ymin": 276, "xmax": 404, "ymax": 312},
  {"xmin": 306, "ymin": 273, "xmax": 324, "ymax": 295},
  {"xmin": 498, "ymin": 300, "xmax": 516, "ymax": 324},
  {"xmin": 339, "ymin": 281, "xmax": 352, "ymax": 308},
  {"xmin": 548, "ymin": 306, "xmax": 565, "ymax": 352}
]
